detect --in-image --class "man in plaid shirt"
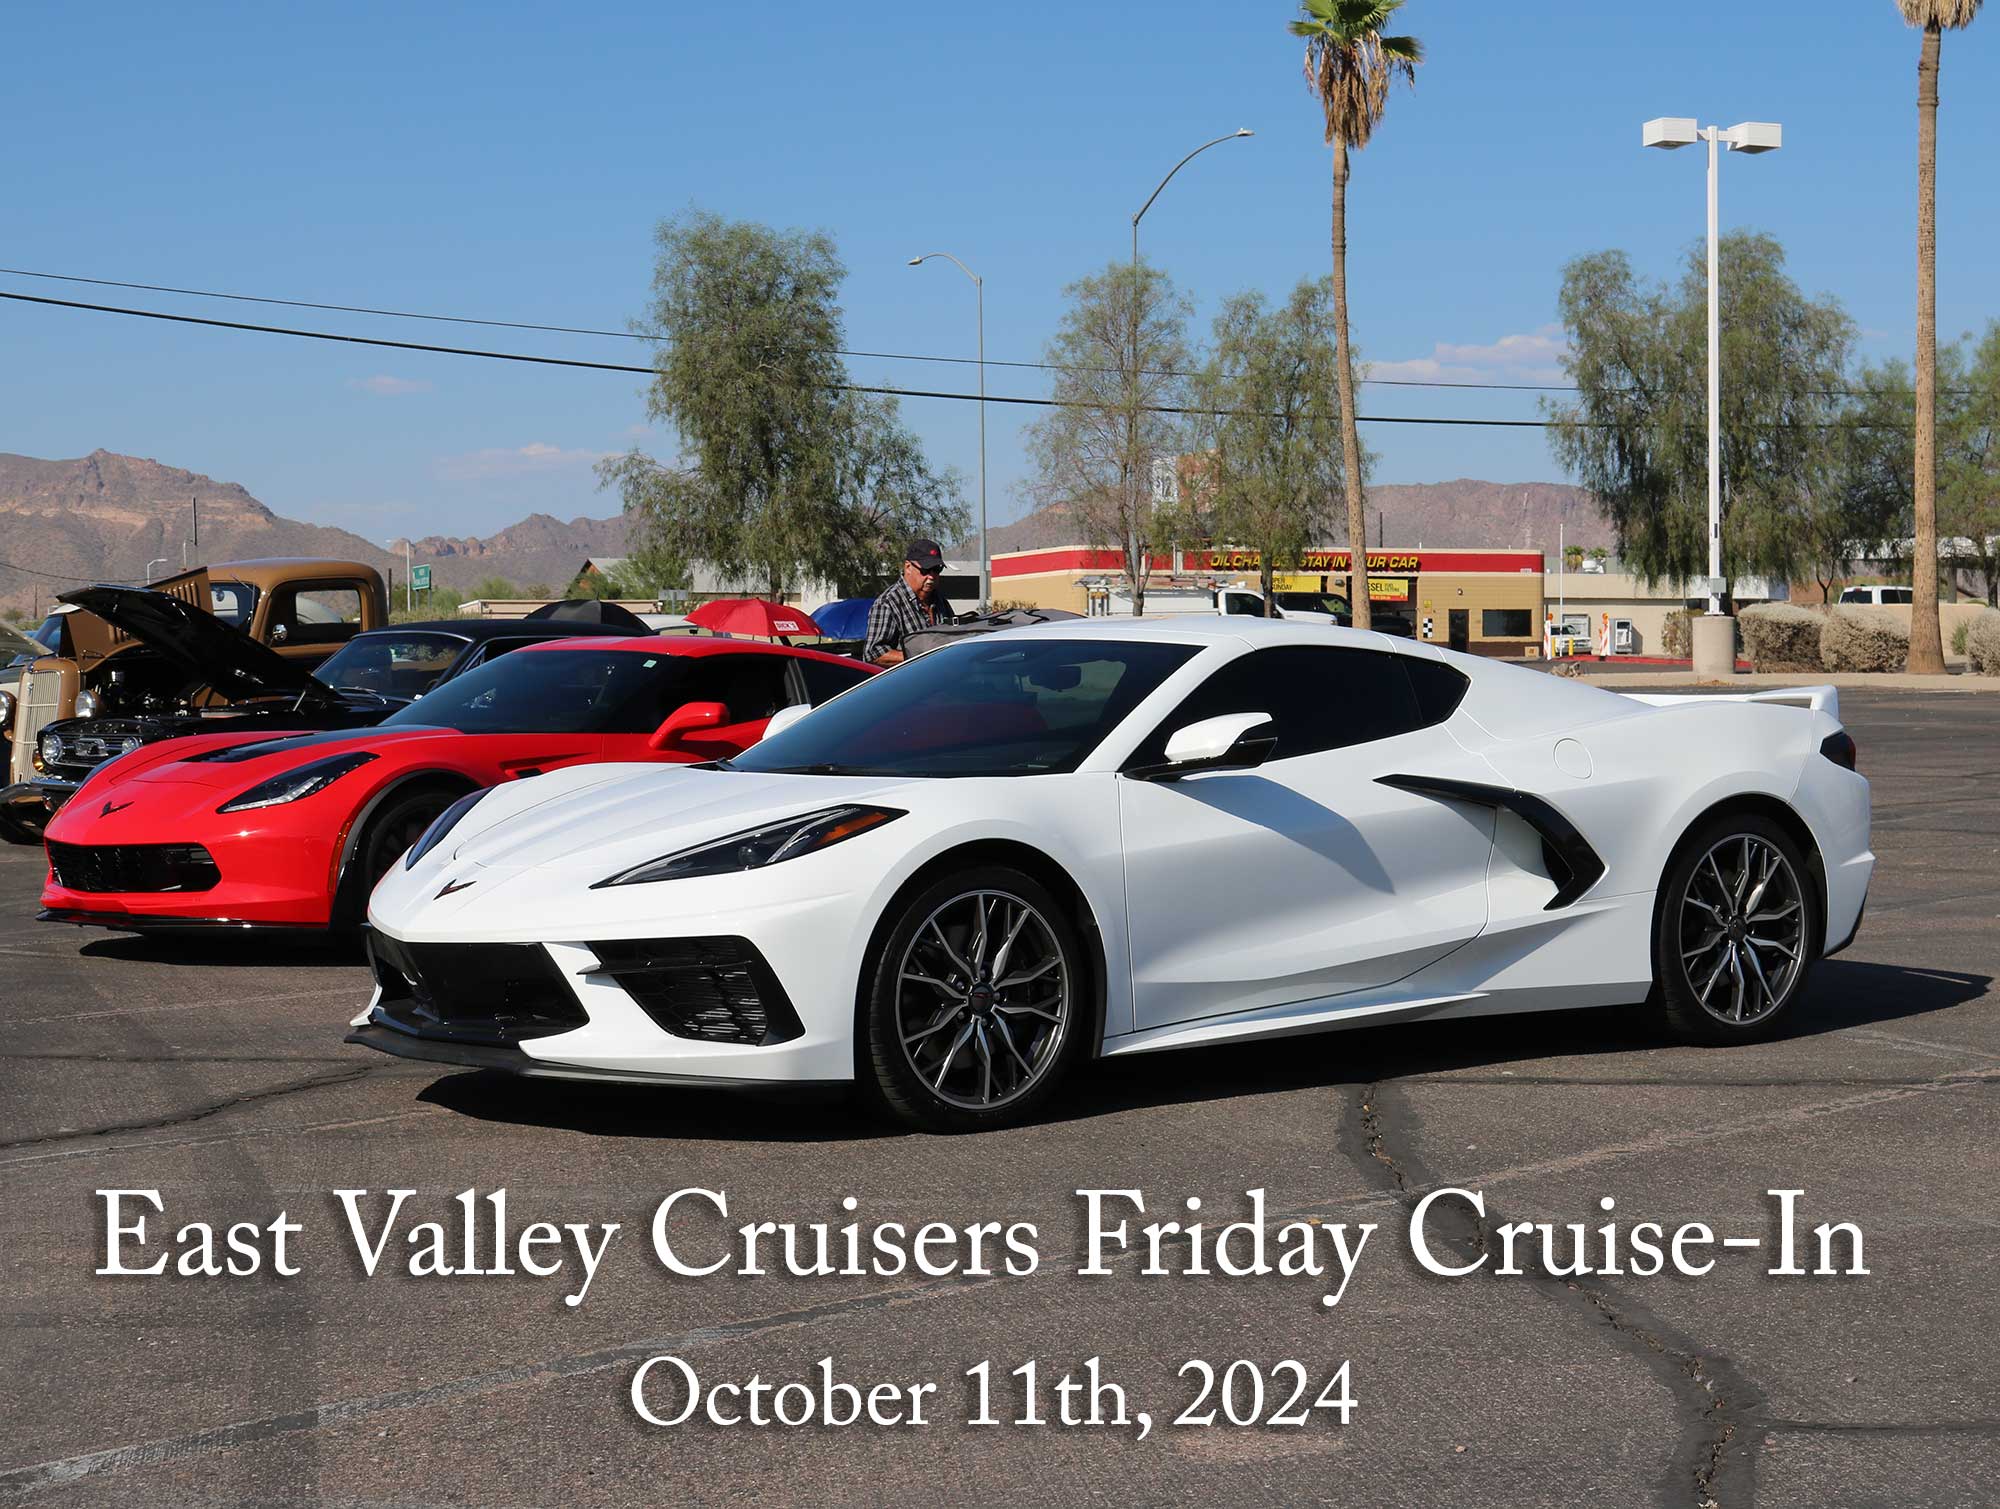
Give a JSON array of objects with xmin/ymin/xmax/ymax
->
[{"xmin": 864, "ymin": 538, "xmax": 954, "ymax": 665}]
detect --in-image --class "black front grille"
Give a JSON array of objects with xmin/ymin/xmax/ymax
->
[
  {"xmin": 47, "ymin": 841, "xmax": 220, "ymax": 894},
  {"xmin": 369, "ymin": 934, "xmax": 587, "ymax": 1043},
  {"xmin": 588, "ymin": 936, "xmax": 803, "ymax": 1046}
]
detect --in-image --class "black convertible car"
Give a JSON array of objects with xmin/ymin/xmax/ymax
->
[{"xmin": 1, "ymin": 590, "xmax": 652, "ymax": 842}]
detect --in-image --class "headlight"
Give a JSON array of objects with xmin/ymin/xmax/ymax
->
[
  {"xmin": 74, "ymin": 689, "xmax": 104, "ymax": 719},
  {"xmin": 405, "ymin": 787, "xmax": 489, "ymax": 869},
  {"xmin": 118, "ymin": 736, "xmax": 144, "ymax": 756},
  {"xmin": 0, "ymin": 688, "xmax": 15, "ymax": 729},
  {"xmin": 592, "ymin": 805, "xmax": 903, "ymax": 888},
  {"xmin": 217, "ymin": 751, "xmax": 377, "ymax": 813},
  {"xmin": 42, "ymin": 733, "xmax": 66, "ymax": 767}
]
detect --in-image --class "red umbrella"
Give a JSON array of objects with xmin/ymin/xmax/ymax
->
[{"xmin": 685, "ymin": 598, "xmax": 823, "ymax": 639}]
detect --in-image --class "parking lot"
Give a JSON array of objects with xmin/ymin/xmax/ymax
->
[{"xmin": 2, "ymin": 686, "xmax": 1995, "ymax": 1508}]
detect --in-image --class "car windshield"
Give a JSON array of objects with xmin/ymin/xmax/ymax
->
[
  {"xmin": 729, "ymin": 637, "xmax": 1198, "ymax": 777},
  {"xmin": 378, "ymin": 648, "xmax": 688, "ymax": 734},
  {"xmin": 313, "ymin": 632, "xmax": 466, "ymax": 700},
  {"xmin": 6, "ymin": 614, "xmax": 62, "ymax": 668}
]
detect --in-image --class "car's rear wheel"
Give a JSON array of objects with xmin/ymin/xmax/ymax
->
[
  {"xmin": 862, "ymin": 865, "xmax": 1085, "ymax": 1133},
  {"xmin": 333, "ymin": 786, "xmax": 462, "ymax": 930},
  {"xmin": 1655, "ymin": 813, "xmax": 1816, "ymax": 1044}
]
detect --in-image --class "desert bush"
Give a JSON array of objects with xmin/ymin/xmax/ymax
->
[
  {"xmin": 1952, "ymin": 619, "xmax": 1970, "ymax": 656},
  {"xmin": 1820, "ymin": 608, "xmax": 1909, "ymax": 673},
  {"xmin": 1966, "ymin": 609, "xmax": 2000, "ymax": 676},
  {"xmin": 1739, "ymin": 602, "xmax": 1824, "ymax": 671},
  {"xmin": 1662, "ymin": 609, "xmax": 1691, "ymax": 659}
]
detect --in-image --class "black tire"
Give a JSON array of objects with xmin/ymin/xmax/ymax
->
[
  {"xmin": 861, "ymin": 864, "xmax": 1088, "ymax": 1133},
  {"xmin": 1655, "ymin": 812, "xmax": 1817, "ymax": 1044},
  {"xmin": 331, "ymin": 786, "xmax": 462, "ymax": 930}
]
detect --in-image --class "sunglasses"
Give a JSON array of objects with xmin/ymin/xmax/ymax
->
[{"xmin": 906, "ymin": 562, "xmax": 943, "ymax": 577}]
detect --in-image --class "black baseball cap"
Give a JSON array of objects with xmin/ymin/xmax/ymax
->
[{"xmin": 905, "ymin": 539, "xmax": 946, "ymax": 574}]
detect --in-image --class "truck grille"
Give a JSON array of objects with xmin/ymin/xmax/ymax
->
[
  {"xmin": 11, "ymin": 667, "xmax": 63, "ymax": 783},
  {"xmin": 46, "ymin": 841, "xmax": 222, "ymax": 894},
  {"xmin": 369, "ymin": 935, "xmax": 587, "ymax": 1044},
  {"xmin": 41, "ymin": 723, "xmax": 146, "ymax": 782},
  {"xmin": 587, "ymin": 936, "xmax": 803, "ymax": 1046}
]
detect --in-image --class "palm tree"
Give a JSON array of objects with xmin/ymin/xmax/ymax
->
[
  {"xmin": 1291, "ymin": 0, "xmax": 1421, "ymax": 631},
  {"xmin": 1898, "ymin": 0, "xmax": 1981, "ymax": 673}
]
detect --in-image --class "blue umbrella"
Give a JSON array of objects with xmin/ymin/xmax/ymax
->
[{"xmin": 808, "ymin": 597, "xmax": 875, "ymax": 640}]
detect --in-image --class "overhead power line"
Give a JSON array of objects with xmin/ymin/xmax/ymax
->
[
  {"xmin": 0, "ymin": 289, "xmax": 1585, "ymax": 428},
  {"xmin": 0, "ymin": 262, "xmax": 1581, "ymax": 391},
  {"xmin": 0, "ymin": 557, "xmax": 100, "ymax": 583}
]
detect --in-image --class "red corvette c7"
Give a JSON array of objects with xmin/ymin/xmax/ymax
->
[{"xmin": 39, "ymin": 635, "xmax": 874, "ymax": 931}]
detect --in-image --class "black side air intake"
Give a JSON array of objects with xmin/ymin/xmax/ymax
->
[{"xmin": 1376, "ymin": 774, "xmax": 1606, "ymax": 910}]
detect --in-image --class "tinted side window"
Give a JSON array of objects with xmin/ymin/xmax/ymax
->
[
  {"xmin": 1404, "ymin": 657, "xmax": 1469, "ymax": 723},
  {"xmin": 799, "ymin": 657, "xmax": 871, "ymax": 704},
  {"xmin": 1125, "ymin": 646, "xmax": 1457, "ymax": 768},
  {"xmin": 674, "ymin": 655, "xmax": 796, "ymax": 724}
]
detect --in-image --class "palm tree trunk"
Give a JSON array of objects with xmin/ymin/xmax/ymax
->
[
  {"xmin": 1329, "ymin": 140, "xmax": 1371, "ymax": 631},
  {"xmin": 1909, "ymin": 21, "xmax": 1946, "ymax": 673}
]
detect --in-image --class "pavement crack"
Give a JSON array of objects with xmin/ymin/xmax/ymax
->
[
  {"xmin": 0, "ymin": 1065, "xmax": 377, "ymax": 1151},
  {"xmin": 1352, "ymin": 1075, "xmax": 1761, "ymax": 1506}
]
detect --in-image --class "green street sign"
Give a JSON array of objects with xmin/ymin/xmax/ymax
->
[{"xmin": 411, "ymin": 564, "xmax": 432, "ymax": 592}]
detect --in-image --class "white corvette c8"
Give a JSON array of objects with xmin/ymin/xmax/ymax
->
[{"xmin": 350, "ymin": 618, "xmax": 1873, "ymax": 1132}]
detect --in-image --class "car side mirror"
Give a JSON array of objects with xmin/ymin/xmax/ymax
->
[
  {"xmin": 649, "ymin": 700, "xmax": 728, "ymax": 751},
  {"xmin": 1127, "ymin": 712, "xmax": 1278, "ymax": 782},
  {"xmin": 269, "ymin": 622, "xmax": 289, "ymax": 643},
  {"xmin": 760, "ymin": 702, "xmax": 812, "ymax": 742}
]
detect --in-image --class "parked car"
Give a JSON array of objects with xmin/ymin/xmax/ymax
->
[
  {"xmin": 8, "ymin": 594, "xmax": 661, "ymax": 841},
  {"xmin": 39, "ymin": 635, "xmax": 875, "ymax": 931},
  {"xmin": 1214, "ymin": 585, "xmax": 1415, "ymax": 636},
  {"xmin": 3, "ymin": 560, "xmax": 387, "ymax": 838},
  {"xmin": 352, "ymin": 617, "xmax": 1871, "ymax": 1132},
  {"xmin": 1837, "ymin": 585, "xmax": 1913, "ymax": 606}
]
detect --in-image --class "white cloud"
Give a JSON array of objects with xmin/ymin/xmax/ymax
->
[
  {"xmin": 347, "ymin": 375, "xmax": 433, "ymax": 396},
  {"xmin": 433, "ymin": 442, "xmax": 610, "ymax": 482},
  {"xmin": 1368, "ymin": 324, "xmax": 1570, "ymax": 386}
]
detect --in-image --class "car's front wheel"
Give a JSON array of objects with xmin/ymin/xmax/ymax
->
[
  {"xmin": 1655, "ymin": 813, "xmax": 1817, "ymax": 1044},
  {"xmin": 333, "ymin": 786, "xmax": 463, "ymax": 930},
  {"xmin": 862, "ymin": 865, "xmax": 1086, "ymax": 1133}
]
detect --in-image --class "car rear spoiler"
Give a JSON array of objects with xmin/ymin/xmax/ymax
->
[{"xmin": 1620, "ymin": 685, "xmax": 1841, "ymax": 719}]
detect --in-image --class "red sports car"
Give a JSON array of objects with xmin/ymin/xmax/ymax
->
[{"xmin": 39, "ymin": 635, "xmax": 874, "ymax": 931}]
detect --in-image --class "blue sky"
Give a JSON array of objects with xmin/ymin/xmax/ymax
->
[{"xmin": 5, "ymin": 1, "xmax": 1996, "ymax": 542}]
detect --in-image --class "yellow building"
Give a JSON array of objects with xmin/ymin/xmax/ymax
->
[{"xmin": 992, "ymin": 545, "xmax": 1547, "ymax": 656}]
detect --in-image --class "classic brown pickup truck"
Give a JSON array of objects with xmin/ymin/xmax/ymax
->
[{"xmin": 1, "ymin": 558, "xmax": 388, "ymax": 840}]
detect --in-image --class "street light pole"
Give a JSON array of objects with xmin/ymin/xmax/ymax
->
[
  {"xmin": 908, "ymin": 252, "xmax": 987, "ymax": 611},
  {"xmin": 1642, "ymin": 116, "xmax": 1782, "ymax": 618},
  {"xmin": 1127, "ymin": 128, "xmax": 1253, "ymax": 611}
]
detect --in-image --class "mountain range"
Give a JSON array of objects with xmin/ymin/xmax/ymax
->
[
  {"xmin": 960, "ymin": 479, "xmax": 1614, "ymax": 556},
  {"xmin": 0, "ymin": 451, "xmax": 631, "ymax": 615},
  {"xmin": 0, "ymin": 450, "xmax": 1612, "ymax": 617}
]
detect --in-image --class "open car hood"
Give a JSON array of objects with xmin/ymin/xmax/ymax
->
[{"xmin": 57, "ymin": 585, "xmax": 343, "ymax": 709}]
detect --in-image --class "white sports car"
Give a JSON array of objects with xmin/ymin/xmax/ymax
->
[{"xmin": 350, "ymin": 618, "xmax": 1872, "ymax": 1132}]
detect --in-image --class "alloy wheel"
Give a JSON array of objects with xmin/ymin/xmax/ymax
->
[
  {"xmin": 1679, "ymin": 834, "xmax": 1807, "ymax": 1026},
  {"xmin": 895, "ymin": 889, "xmax": 1071, "ymax": 1111}
]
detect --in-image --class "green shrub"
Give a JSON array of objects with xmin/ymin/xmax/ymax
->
[
  {"xmin": 1951, "ymin": 619, "xmax": 1970, "ymax": 656},
  {"xmin": 1739, "ymin": 602, "xmax": 1823, "ymax": 671},
  {"xmin": 1820, "ymin": 608, "xmax": 1909, "ymax": 673},
  {"xmin": 1966, "ymin": 609, "xmax": 2000, "ymax": 676}
]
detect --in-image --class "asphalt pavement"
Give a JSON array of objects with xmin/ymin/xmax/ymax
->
[{"xmin": 2, "ymin": 687, "xmax": 1996, "ymax": 1508}]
